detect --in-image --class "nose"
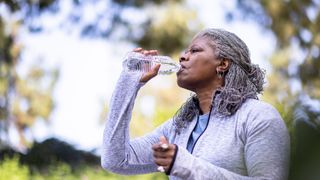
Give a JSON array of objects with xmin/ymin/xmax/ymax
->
[{"xmin": 179, "ymin": 52, "xmax": 188, "ymax": 63}]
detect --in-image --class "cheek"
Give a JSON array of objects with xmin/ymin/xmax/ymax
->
[
  {"xmin": 178, "ymin": 67, "xmax": 216, "ymax": 88},
  {"xmin": 176, "ymin": 71, "xmax": 199, "ymax": 90}
]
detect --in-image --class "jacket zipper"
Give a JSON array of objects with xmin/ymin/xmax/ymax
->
[{"xmin": 190, "ymin": 106, "xmax": 213, "ymax": 154}]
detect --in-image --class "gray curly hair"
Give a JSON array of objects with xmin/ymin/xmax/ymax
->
[{"xmin": 173, "ymin": 28, "xmax": 265, "ymax": 132}]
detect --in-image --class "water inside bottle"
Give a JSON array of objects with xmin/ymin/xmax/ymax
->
[
  {"xmin": 153, "ymin": 56, "xmax": 181, "ymax": 75},
  {"xmin": 123, "ymin": 52, "xmax": 180, "ymax": 75}
]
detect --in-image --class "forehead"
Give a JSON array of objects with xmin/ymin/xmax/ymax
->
[{"xmin": 190, "ymin": 36, "xmax": 214, "ymax": 48}]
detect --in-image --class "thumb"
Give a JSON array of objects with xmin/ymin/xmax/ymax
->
[
  {"xmin": 139, "ymin": 63, "xmax": 161, "ymax": 83},
  {"xmin": 159, "ymin": 135, "xmax": 169, "ymax": 149}
]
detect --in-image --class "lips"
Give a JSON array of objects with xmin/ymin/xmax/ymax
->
[{"xmin": 177, "ymin": 64, "xmax": 187, "ymax": 75}]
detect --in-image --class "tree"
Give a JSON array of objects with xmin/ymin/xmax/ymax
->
[
  {"xmin": 0, "ymin": 0, "xmax": 200, "ymax": 152},
  {"xmin": 230, "ymin": 0, "xmax": 320, "ymax": 124},
  {"xmin": 0, "ymin": 1, "xmax": 58, "ymax": 149},
  {"xmin": 0, "ymin": 13, "xmax": 58, "ymax": 149},
  {"xmin": 1, "ymin": 2, "xmax": 199, "ymax": 180}
]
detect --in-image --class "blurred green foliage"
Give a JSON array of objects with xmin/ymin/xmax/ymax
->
[
  {"xmin": 232, "ymin": 0, "xmax": 320, "ymax": 111},
  {"xmin": 0, "ymin": 156, "xmax": 29, "ymax": 180},
  {"xmin": 0, "ymin": 1, "xmax": 189, "ymax": 179},
  {"xmin": 135, "ymin": 2, "xmax": 200, "ymax": 55},
  {"xmin": 0, "ymin": 156, "xmax": 168, "ymax": 180},
  {"xmin": 0, "ymin": 138, "xmax": 168, "ymax": 180},
  {"xmin": 0, "ymin": 13, "xmax": 59, "ymax": 148}
]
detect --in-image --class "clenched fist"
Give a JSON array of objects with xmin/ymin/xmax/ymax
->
[{"xmin": 152, "ymin": 136, "xmax": 178, "ymax": 175}]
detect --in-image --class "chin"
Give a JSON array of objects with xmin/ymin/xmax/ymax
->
[
  {"xmin": 177, "ymin": 78, "xmax": 194, "ymax": 91},
  {"xmin": 177, "ymin": 79, "xmax": 184, "ymax": 88}
]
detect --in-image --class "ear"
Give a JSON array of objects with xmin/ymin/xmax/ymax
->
[{"xmin": 216, "ymin": 58, "xmax": 230, "ymax": 73}]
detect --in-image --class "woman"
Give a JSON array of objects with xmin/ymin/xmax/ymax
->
[{"xmin": 101, "ymin": 28, "xmax": 290, "ymax": 179}]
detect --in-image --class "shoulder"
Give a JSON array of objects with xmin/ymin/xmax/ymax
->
[
  {"xmin": 236, "ymin": 99, "xmax": 287, "ymax": 132},
  {"xmin": 238, "ymin": 98, "xmax": 281, "ymax": 118}
]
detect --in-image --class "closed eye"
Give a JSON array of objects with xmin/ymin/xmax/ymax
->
[
  {"xmin": 183, "ymin": 46, "xmax": 203, "ymax": 54},
  {"xmin": 190, "ymin": 48, "xmax": 201, "ymax": 53}
]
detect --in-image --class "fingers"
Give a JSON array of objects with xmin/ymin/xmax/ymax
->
[
  {"xmin": 151, "ymin": 63, "xmax": 161, "ymax": 74},
  {"xmin": 154, "ymin": 158, "xmax": 171, "ymax": 167},
  {"xmin": 153, "ymin": 144, "xmax": 175, "ymax": 155},
  {"xmin": 152, "ymin": 136, "xmax": 172, "ymax": 152},
  {"xmin": 139, "ymin": 63, "xmax": 160, "ymax": 83},
  {"xmin": 153, "ymin": 144, "xmax": 176, "ymax": 174},
  {"xmin": 159, "ymin": 135, "xmax": 169, "ymax": 148},
  {"xmin": 152, "ymin": 136, "xmax": 169, "ymax": 151},
  {"xmin": 152, "ymin": 137, "xmax": 177, "ymax": 174},
  {"xmin": 133, "ymin": 48, "xmax": 160, "ymax": 83},
  {"xmin": 133, "ymin": 47, "xmax": 143, "ymax": 52},
  {"xmin": 152, "ymin": 142, "xmax": 170, "ymax": 152},
  {"xmin": 132, "ymin": 47, "xmax": 158, "ymax": 56},
  {"xmin": 153, "ymin": 150, "xmax": 174, "ymax": 159},
  {"xmin": 145, "ymin": 50, "xmax": 158, "ymax": 56}
]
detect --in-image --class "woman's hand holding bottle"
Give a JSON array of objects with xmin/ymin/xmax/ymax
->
[{"xmin": 132, "ymin": 48, "xmax": 161, "ymax": 83}]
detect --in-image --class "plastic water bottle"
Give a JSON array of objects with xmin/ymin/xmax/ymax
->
[{"xmin": 122, "ymin": 52, "xmax": 181, "ymax": 75}]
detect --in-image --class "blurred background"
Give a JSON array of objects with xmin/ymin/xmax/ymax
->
[{"xmin": 0, "ymin": 0, "xmax": 319, "ymax": 179}]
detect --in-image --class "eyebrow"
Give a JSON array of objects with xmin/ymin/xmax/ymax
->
[{"xmin": 188, "ymin": 44, "xmax": 204, "ymax": 50}]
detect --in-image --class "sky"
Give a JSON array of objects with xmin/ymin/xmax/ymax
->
[{"xmin": 10, "ymin": 0, "xmax": 275, "ymax": 152}]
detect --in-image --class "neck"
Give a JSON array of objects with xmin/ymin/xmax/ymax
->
[
  {"xmin": 194, "ymin": 79, "xmax": 223, "ymax": 114},
  {"xmin": 196, "ymin": 87, "xmax": 218, "ymax": 114},
  {"xmin": 192, "ymin": 78, "xmax": 223, "ymax": 114}
]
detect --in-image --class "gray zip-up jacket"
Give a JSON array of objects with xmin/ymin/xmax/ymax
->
[{"xmin": 101, "ymin": 71, "xmax": 290, "ymax": 180}]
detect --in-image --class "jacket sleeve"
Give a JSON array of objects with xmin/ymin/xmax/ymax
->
[
  {"xmin": 101, "ymin": 71, "xmax": 173, "ymax": 175},
  {"xmin": 170, "ymin": 104, "xmax": 290, "ymax": 180}
]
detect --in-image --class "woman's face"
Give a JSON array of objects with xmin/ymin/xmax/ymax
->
[{"xmin": 177, "ymin": 37, "xmax": 221, "ymax": 91}]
